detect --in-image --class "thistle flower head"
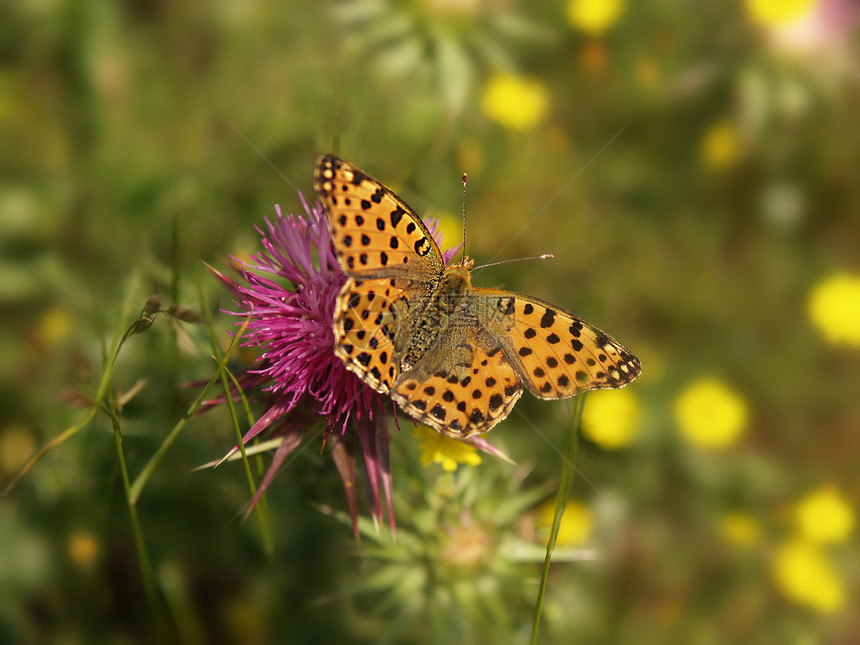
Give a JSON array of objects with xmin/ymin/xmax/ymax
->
[
  {"xmin": 227, "ymin": 197, "xmax": 377, "ymax": 428},
  {"xmin": 212, "ymin": 196, "xmax": 388, "ymax": 535},
  {"xmin": 210, "ymin": 195, "xmax": 462, "ymax": 537}
]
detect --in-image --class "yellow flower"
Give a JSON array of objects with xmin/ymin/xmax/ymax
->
[
  {"xmin": 808, "ymin": 273, "xmax": 860, "ymax": 347},
  {"xmin": 771, "ymin": 539, "xmax": 845, "ymax": 612},
  {"xmin": 0, "ymin": 423, "xmax": 37, "ymax": 473},
  {"xmin": 413, "ymin": 426, "xmax": 481, "ymax": 472},
  {"xmin": 796, "ymin": 485, "xmax": 855, "ymax": 544},
  {"xmin": 700, "ymin": 120, "xmax": 742, "ymax": 170},
  {"xmin": 36, "ymin": 305, "xmax": 74, "ymax": 348},
  {"xmin": 746, "ymin": 0, "xmax": 816, "ymax": 28},
  {"xmin": 68, "ymin": 532, "xmax": 99, "ymax": 567},
  {"xmin": 537, "ymin": 501, "xmax": 593, "ymax": 546},
  {"xmin": 433, "ymin": 212, "xmax": 463, "ymax": 254},
  {"xmin": 674, "ymin": 378, "xmax": 748, "ymax": 449},
  {"xmin": 581, "ymin": 388, "xmax": 640, "ymax": 449},
  {"xmin": 566, "ymin": 0, "xmax": 625, "ymax": 35},
  {"xmin": 481, "ymin": 74, "xmax": 549, "ymax": 132},
  {"xmin": 720, "ymin": 512, "xmax": 762, "ymax": 547}
]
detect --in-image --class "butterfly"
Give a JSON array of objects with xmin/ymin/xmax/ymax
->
[{"xmin": 314, "ymin": 155, "xmax": 641, "ymax": 438}]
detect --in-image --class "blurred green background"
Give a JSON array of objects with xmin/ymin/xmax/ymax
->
[{"xmin": 2, "ymin": 0, "xmax": 859, "ymax": 643}]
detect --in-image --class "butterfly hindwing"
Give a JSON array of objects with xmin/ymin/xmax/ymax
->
[
  {"xmin": 315, "ymin": 155, "xmax": 444, "ymax": 282},
  {"xmin": 334, "ymin": 277, "xmax": 413, "ymax": 394},
  {"xmin": 391, "ymin": 332, "xmax": 523, "ymax": 437},
  {"xmin": 475, "ymin": 288, "xmax": 642, "ymax": 399}
]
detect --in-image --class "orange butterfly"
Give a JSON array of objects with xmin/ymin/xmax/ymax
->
[{"xmin": 315, "ymin": 155, "xmax": 641, "ymax": 438}]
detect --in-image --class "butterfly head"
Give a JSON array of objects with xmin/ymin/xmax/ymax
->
[{"xmin": 439, "ymin": 257, "xmax": 474, "ymax": 294}]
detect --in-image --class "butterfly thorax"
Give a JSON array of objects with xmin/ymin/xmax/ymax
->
[{"xmin": 399, "ymin": 260, "xmax": 477, "ymax": 372}]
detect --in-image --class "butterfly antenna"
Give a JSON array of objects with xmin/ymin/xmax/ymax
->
[
  {"xmin": 471, "ymin": 254, "xmax": 554, "ymax": 272},
  {"xmin": 460, "ymin": 172, "xmax": 468, "ymax": 265}
]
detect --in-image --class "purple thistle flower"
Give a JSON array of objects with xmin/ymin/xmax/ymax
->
[{"xmin": 209, "ymin": 195, "xmax": 460, "ymax": 537}]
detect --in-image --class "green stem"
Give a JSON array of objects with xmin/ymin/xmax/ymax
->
[
  {"xmin": 108, "ymin": 405, "xmax": 167, "ymax": 639},
  {"xmin": 4, "ymin": 272, "xmax": 141, "ymax": 495},
  {"xmin": 128, "ymin": 344, "xmax": 236, "ymax": 505},
  {"xmin": 198, "ymin": 279, "xmax": 273, "ymax": 556},
  {"xmin": 530, "ymin": 394, "xmax": 586, "ymax": 645}
]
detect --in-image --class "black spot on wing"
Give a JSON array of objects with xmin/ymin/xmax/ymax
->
[
  {"xmin": 489, "ymin": 393, "xmax": 503, "ymax": 411},
  {"xmin": 540, "ymin": 309, "xmax": 556, "ymax": 328}
]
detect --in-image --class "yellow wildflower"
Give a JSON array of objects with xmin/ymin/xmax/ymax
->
[
  {"xmin": 796, "ymin": 485, "xmax": 855, "ymax": 544},
  {"xmin": 433, "ymin": 212, "xmax": 463, "ymax": 253},
  {"xmin": 537, "ymin": 501, "xmax": 593, "ymax": 546},
  {"xmin": 413, "ymin": 426, "xmax": 481, "ymax": 472},
  {"xmin": 581, "ymin": 388, "xmax": 640, "ymax": 449},
  {"xmin": 700, "ymin": 120, "xmax": 742, "ymax": 170},
  {"xmin": 0, "ymin": 423, "xmax": 37, "ymax": 473},
  {"xmin": 771, "ymin": 539, "xmax": 845, "ymax": 612},
  {"xmin": 720, "ymin": 512, "xmax": 762, "ymax": 546},
  {"xmin": 36, "ymin": 305, "xmax": 74, "ymax": 348},
  {"xmin": 481, "ymin": 73, "xmax": 549, "ymax": 132},
  {"xmin": 746, "ymin": 0, "xmax": 816, "ymax": 28},
  {"xmin": 674, "ymin": 378, "xmax": 748, "ymax": 449},
  {"xmin": 566, "ymin": 0, "xmax": 625, "ymax": 35},
  {"xmin": 807, "ymin": 273, "xmax": 860, "ymax": 347},
  {"xmin": 68, "ymin": 532, "xmax": 99, "ymax": 567}
]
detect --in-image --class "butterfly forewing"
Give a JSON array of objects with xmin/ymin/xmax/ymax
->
[
  {"xmin": 315, "ymin": 155, "xmax": 444, "ymax": 281},
  {"xmin": 476, "ymin": 288, "xmax": 641, "ymax": 399}
]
